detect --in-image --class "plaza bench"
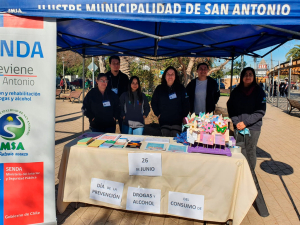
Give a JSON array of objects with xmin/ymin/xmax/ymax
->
[
  {"xmin": 220, "ymin": 89, "xmax": 230, "ymax": 94},
  {"xmin": 56, "ymin": 89, "xmax": 62, "ymax": 98},
  {"xmin": 63, "ymin": 90, "xmax": 82, "ymax": 103},
  {"xmin": 287, "ymin": 98, "xmax": 300, "ymax": 114}
]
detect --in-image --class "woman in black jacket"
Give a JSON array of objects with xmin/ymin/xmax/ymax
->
[
  {"xmin": 82, "ymin": 73, "xmax": 119, "ymax": 133},
  {"xmin": 227, "ymin": 67, "xmax": 269, "ymax": 217},
  {"xmin": 120, "ymin": 76, "xmax": 150, "ymax": 135},
  {"xmin": 151, "ymin": 66, "xmax": 190, "ymax": 137}
]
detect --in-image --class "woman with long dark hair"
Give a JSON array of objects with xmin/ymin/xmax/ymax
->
[
  {"xmin": 120, "ymin": 76, "xmax": 150, "ymax": 135},
  {"xmin": 227, "ymin": 67, "xmax": 269, "ymax": 217},
  {"xmin": 151, "ymin": 66, "xmax": 190, "ymax": 137}
]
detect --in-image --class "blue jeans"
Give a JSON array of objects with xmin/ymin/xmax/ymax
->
[
  {"xmin": 90, "ymin": 126, "xmax": 115, "ymax": 133},
  {"xmin": 122, "ymin": 124, "xmax": 144, "ymax": 135}
]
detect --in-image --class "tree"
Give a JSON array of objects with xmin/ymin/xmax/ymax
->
[
  {"xmin": 98, "ymin": 56, "xmax": 107, "ymax": 73},
  {"xmin": 225, "ymin": 60, "xmax": 247, "ymax": 75},
  {"xmin": 285, "ymin": 45, "xmax": 300, "ymax": 61}
]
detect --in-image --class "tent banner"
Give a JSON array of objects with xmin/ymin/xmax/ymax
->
[
  {"xmin": 0, "ymin": 14, "xmax": 57, "ymax": 225},
  {"xmin": 0, "ymin": 0, "xmax": 300, "ymax": 25}
]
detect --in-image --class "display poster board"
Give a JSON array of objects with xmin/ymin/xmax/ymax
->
[{"xmin": 0, "ymin": 14, "xmax": 57, "ymax": 225}]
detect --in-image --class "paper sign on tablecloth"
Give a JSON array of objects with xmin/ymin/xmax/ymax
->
[
  {"xmin": 90, "ymin": 178, "xmax": 124, "ymax": 206},
  {"xmin": 168, "ymin": 191, "xmax": 204, "ymax": 220},
  {"xmin": 126, "ymin": 187, "xmax": 161, "ymax": 213},
  {"xmin": 128, "ymin": 153, "xmax": 162, "ymax": 176}
]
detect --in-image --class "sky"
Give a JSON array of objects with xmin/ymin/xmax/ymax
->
[{"xmin": 219, "ymin": 39, "xmax": 300, "ymax": 70}]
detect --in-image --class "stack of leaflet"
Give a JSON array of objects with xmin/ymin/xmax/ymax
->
[
  {"xmin": 88, "ymin": 140, "xmax": 105, "ymax": 148},
  {"xmin": 77, "ymin": 137, "xmax": 94, "ymax": 146},
  {"xmin": 99, "ymin": 140, "xmax": 116, "ymax": 148},
  {"xmin": 113, "ymin": 138, "xmax": 127, "ymax": 148}
]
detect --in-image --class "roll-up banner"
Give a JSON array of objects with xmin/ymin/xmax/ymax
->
[{"xmin": 0, "ymin": 14, "xmax": 57, "ymax": 225}]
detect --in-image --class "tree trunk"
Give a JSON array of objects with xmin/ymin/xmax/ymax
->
[
  {"xmin": 120, "ymin": 56, "xmax": 130, "ymax": 77},
  {"xmin": 207, "ymin": 58, "xmax": 231, "ymax": 76},
  {"xmin": 178, "ymin": 57, "xmax": 187, "ymax": 86},
  {"xmin": 186, "ymin": 57, "xmax": 196, "ymax": 86},
  {"xmin": 98, "ymin": 56, "xmax": 106, "ymax": 73}
]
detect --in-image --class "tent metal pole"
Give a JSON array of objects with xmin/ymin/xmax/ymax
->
[
  {"xmin": 230, "ymin": 52, "xmax": 234, "ymax": 95},
  {"xmin": 160, "ymin": 25, "xmax": 233, "ymax": 40},
  {"xmin": 262, "ymin": 41, "xmax": 287, "ymax": 58},
  {"xmin": 259, "ymin": 25, "xmax": 300, "ymax": 38},
  {"xmin": 288, "ymin": 56, "xmax": 292, "ymax": 99},
  {"xmin": 277, "ymin": 61, "xmax": 280, "ymax": 107},
  {"xmin": 91, "ymin": 20, "xmax": 159, "ymax": 39},
  {"xmin": 82, "ymin": 49, "xmax": 85, "ymax": 134}
]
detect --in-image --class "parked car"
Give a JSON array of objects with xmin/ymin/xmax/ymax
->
[
  {"xmin": 70, "ymin": 79, "xmax": 83, "ymax": 88},
  {"xmin": 228, "ymin": 84, "xmax": 237, "ymax": 89},
  {"xmin": 219, "ymin": 82, "xmax": 225, "ymax": 89}
]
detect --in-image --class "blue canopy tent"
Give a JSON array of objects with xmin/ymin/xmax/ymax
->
[{"xmin": 2, "ymin": 0, "xmax": 300, "ymax": 132}]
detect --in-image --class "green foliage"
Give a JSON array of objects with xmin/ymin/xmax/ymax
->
[
  {"xmin": 210, "ymin": 69, "xmax": 224, "ymax": 79},
  {"xmin": 145, "ymin": 94, "xmax": 152, "ymax": 102},
  {"xmin": 285, "ymin": 45, "xmax": 300, "ymax": 61},
  {"xmin": 225, "ymin": 60, "xmax": 247, "ymax": 75},
  {"xmin": 56, "ymin": 59, "xmax": 99, "ymax": 78}
]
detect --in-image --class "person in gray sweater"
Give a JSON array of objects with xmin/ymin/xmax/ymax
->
[
  {"xmin": 227, "ymin": 67, "xmax": 269, "ymax": 218},
  {"xmin": 119, "ymin": 76, "xmax": 150, "ymax": 135}
]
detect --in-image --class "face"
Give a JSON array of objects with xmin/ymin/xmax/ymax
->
[
  {"xmin": 109, "ymin": 59, "xmax": 120, "ymax": 73},
  {"xmin": 197, "ymin": 65, "xmax": 208, "ymax": 80},
  {"xmin": 131, "ymin": 78, "xmax": 139, "ymax": 92},
  {"xmin": 165, "ymin": 69, "xmax": 176, "ymax": 86},
  {"xmin": 243, "ymin": 70, "xmax": 254, "ymax": 86},
  {"xmin": 96, "ymin": 76, "xmax": 108, "ymax": 90}
]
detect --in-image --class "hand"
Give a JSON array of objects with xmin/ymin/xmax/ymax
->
[
  {"xmin": 237, "ymin": 122, "xmax": 246, "ymax": 130},
  {"xmin": 123, "ymin": 116, "xmax": 125, "ymax": 119},
  {"xmin": 143, "ymin": 115, "xmax": 146, "ymax": 119}
]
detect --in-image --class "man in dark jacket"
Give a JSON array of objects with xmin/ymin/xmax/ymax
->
[
  {"xmin": 186, "ymin": 63, "xmax": 220, "ymax": 114},
  {"xmin": 105, "ymin": 55, "xmax": 129, "ymax": 130},
  {"xmin": 105, "ymin": 55, "xmax": 129, "ymax": 97}
]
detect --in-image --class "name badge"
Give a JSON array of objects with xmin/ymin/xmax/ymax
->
[
  {"xmin": 112, "ymin": 88, "xmax": 118, "ymax": 94},
  {"xmin": 103, "ymin": 100, "xmax": 111, "ymax": 107},
  {"xmin": 169, "ymin": 92, "xmax": 177, "ymax": 100}
]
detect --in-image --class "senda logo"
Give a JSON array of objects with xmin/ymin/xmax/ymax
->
[
  {"xmin": 0, "ymin": 109, "xmax": 31, "ymax": 152},
  {"xmin": 1, "ymin": 40, "xmax": 44, "ymax": 58}
]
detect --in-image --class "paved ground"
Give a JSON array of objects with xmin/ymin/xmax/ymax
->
[{"xmin": 55, "ymin": 96, "xmax": 300, "ymax": 225}]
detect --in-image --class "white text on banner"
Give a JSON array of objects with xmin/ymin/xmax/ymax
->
[
  {"xmin": 126, "ymin": 187, "xmax": 161, "ymax": 213},
  {"xmin": 128, "ymin": 153, "xmax": 162, "ymax": 176},
  {"xmin": 168, "ymin": 191, "xmax": 204, "ymax": 220},
  {"xmin": 90, "ymin": 178, "xmax": 124, "ymax": 206}
]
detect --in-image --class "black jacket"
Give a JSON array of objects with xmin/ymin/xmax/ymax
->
[
  {"xmin": 105, "ymin": 70, "xmax": 129, "ymax": 97},
  {"xmin": 82, "ymin": 88, "xmax": 120, "ymax": 129},
  {"xmin": 186, "ymin": 76, "xmax": 220, "ymax": 114},
  {"xmin": 227, "ymin": 85, "xmax": 266, "ymax": 131},
  {"xmin": 120, "ymin": 91, "xmax": 150, "ymax": 128},
  {"xmin": 151, "ymin": 83, "xmax": 190, "ymax": 126}
]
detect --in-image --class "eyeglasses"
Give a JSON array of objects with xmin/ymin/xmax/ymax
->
[
  {"xmin": 244, "ymin": 74, "xmax": 254, "ymax": 78},
  {"xmin": 99, "ymin": 79, "xmax": 108, "ymax": 83}
]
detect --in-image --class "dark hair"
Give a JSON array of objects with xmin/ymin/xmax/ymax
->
[
  {"xmin": 109, "ymin": 55, "xmax": 120, "ymax": 64},
  {"xmin": 161, "ymin": 66, "xmax": 180, "ymax": 86},
  {"xmin": 128, "ymin": 76, "xmax": 143, "ymax": 104},
  {"xmin": 197, "ymin": 63, "xmax": 209, "ymax": 70},
  {"xmin": 239, "ymin": 67, "xmax": 257, "ymax": 88},
  {"xmin": 97, "ymin": 73, "xmax": 106, "ymax": 80}
]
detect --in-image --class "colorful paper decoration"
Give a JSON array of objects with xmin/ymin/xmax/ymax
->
[{"xmin": 203, "ymin": 134, "xmax": 214, "ymax": 145}]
